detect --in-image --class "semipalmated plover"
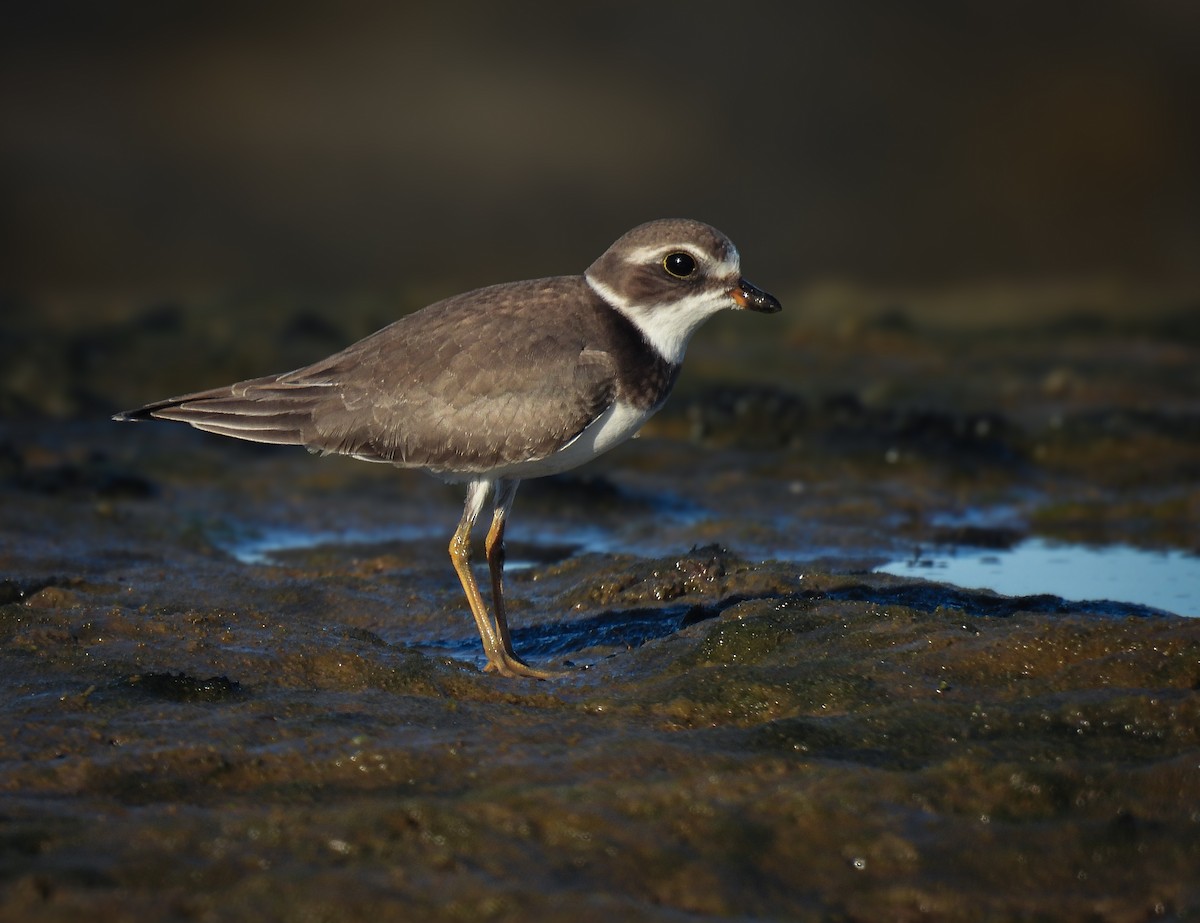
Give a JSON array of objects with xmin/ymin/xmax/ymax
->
[{"xmin": 115, "ymin": 219, "xmax": 781, "ymax": 678}]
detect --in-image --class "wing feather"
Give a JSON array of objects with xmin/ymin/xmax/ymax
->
[{"xmin": 114, "ymin": 278, "xmax": 622, "ymax": 472}]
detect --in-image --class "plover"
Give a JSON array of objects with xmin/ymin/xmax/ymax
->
[{"xmin": 114, "ymin": 219, "xmax": 781, "ymax": 678}]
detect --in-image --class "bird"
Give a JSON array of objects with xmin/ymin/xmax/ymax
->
[{"xmin": 114, "ymin": 218, "xmax": 781, "ymax": 678}]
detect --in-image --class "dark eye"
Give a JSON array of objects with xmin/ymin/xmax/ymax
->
[{"xmin": 663, "ymin": 251, "xmax": 696, "ymax": 278}]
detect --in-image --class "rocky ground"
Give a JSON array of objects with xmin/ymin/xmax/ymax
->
[{"xmin": 2, "ymin": 296, "xmax": 1199, "ymax": 921}]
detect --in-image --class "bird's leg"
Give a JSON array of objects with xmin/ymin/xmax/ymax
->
[
  {"xmin": 448, "ymin": 479, "xmax": 553, "ymax": 679},
  {"xmin": 482, "ymin": 479, "xmax": 557, "ymax": 679},
  {"xmin": 485, "ymin": 479, "xmax": 519, "ymax": 656},
  {"xmin": 449, "ymin": 480, "xmax": 504, "ymax": 662},
  {"xmin": 482, "ymin": 480, "xmax": 556, "ymax": 679}
]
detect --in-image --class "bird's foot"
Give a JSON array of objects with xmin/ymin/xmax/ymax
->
[{"xmin": 483, "ymin": 652, "xmax": 561, "ymax": 680}]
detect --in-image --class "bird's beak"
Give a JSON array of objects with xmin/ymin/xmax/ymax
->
[{"xmin": 729, "ymin": 278, "xmax": 782, "ymax": 313}]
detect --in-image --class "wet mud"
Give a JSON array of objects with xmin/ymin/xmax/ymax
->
[{"xmin": 2, "ymin": 302, "xmax": 1200, "ymax": 920}]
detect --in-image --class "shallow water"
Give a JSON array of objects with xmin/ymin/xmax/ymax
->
[
  {"xmin": 222, "ymin": 521, "xmax": 448, "ymax": 566},
  {"xmin": 878, "ymin": 538, "xmax": 1200, "ymax": 617},
  {"xmin": 223, "ymin": 511, "xmax": 1200, "ymax": 623}
]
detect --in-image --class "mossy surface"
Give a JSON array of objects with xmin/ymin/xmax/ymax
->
[{"xmin": 2, "ymin": 309, "xmax": 1199, "ymax": 921}]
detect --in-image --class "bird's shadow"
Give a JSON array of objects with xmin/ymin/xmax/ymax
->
[{"xmin": 412, "ymin": 601, "xmax": 715, "ymax": 667}]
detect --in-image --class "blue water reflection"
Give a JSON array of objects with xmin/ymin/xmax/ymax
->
[{"xmin": 877, "ymin": 539, "xmax": 1200, "ymax": 617}]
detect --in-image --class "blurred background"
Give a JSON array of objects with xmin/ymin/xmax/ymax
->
[{"xmin": 3, "ymin": 0, "xmax": 1200, "ymax": 415}]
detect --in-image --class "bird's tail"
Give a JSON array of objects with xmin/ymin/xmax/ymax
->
[{"xmin": 112, "ymin": 375, "xmax": 334, "ymax": 447}]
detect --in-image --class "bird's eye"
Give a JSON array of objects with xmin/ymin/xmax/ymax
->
[{"xmin": 663, "ymin": 251, "xmax": 696, "ymax": 278}]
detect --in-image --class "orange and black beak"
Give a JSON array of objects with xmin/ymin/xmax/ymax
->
[{"xmin": 729, "ymin": 278, "xmax": 782, "ymax": 313}]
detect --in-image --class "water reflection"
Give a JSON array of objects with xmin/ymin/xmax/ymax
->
[
  {"xmin": 217, "ymin": 516, "xmax": 1200, "ymax": 619},
  {"xmin": 877, "ymin": 539, "xmax": 1200, "ymax": 617},
  {"xmin": 219, "ymin": 523, "xmax": 442, "ymax": 565}
]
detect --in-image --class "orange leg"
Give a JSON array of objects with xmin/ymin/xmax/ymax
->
[
  {"xmin": 448, "ymin": 479, "xmax": 554, "ymax": 679},
  {"xmin": 484, "ymin": 480, "xmax": 556, "ymax": 679}
]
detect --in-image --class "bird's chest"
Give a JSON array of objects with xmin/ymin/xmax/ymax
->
[{"xmin": 616, "ymin": 356, "xmax": 680, "ymax": 412}]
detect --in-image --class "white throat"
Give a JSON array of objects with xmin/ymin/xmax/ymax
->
[{"xmin": 585, "ymin": 274, "xmax": 735, "ymax": 365}]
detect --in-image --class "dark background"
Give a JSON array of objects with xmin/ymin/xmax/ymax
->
[
  {"xmin": 4, "ymin": 0, "xmax": 1199, "ymax": 320},
  {"xmin": 2, "ymin": 12, "xmax": 1199, "ymax": 914}
]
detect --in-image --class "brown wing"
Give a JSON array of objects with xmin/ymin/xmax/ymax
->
[{"xmin": 114, "ymin": 278, "xmax": 620, "ymax": 473}]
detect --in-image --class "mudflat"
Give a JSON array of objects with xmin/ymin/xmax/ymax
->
[{"xmin": 2, "ymin": 297, "xmax": 1198, "ymax": 920}]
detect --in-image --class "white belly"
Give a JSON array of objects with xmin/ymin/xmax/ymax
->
[{"xmin": 483, "ymin": 400, "xmax": 653, "ymax": 480}]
